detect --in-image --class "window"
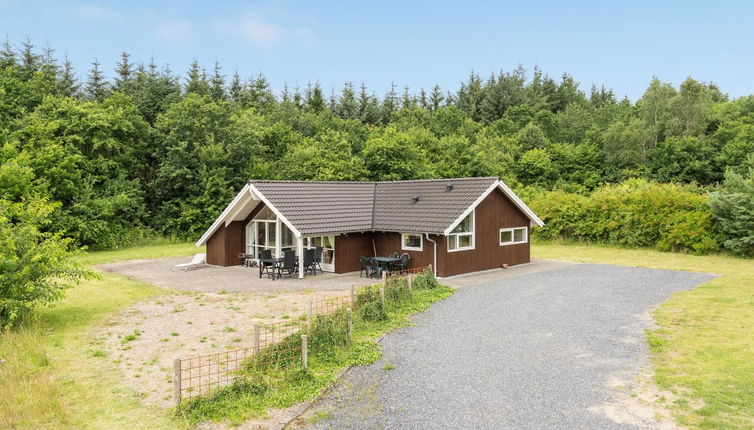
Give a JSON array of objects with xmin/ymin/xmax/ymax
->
[
  {"xmin": 500, "ymin": 227, "xmax": 528, "ymax": 246},
  {"xmin": 401, "ymin": 233, "xmax": 423, "ymax": 251},
  {"xmin": 448, "ymin": 211, "xmax": 474, "ymax": 252}
]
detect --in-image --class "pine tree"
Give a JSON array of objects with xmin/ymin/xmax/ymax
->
[
  {"xmin": 381, "ymin": 82, "xmax": 398, "ymax": 123},
  {"xmin": 357, "ymin": 82, "xmax": 379, "ymax": 124},
  {"xmin": 249, "ymin": 72, "xmax": 274, "ymax": 108},
  {"xmin": 229, "ymin": 71, "xmax": 243, "ymax": 103},
  {"xmin": 58, "ymin": 57, "xmax": 80, "ymax": 97},
  {"xmin": 185, "ymin": 60, "xmax": 209, "ymax": 95},
  {"xmin": 419, "ymin": 88, "xmax": 429, "ymax": 110},
  {"xmin": 114, "ymin": 52, "xmax": 134, "ymax": 90},
  {"xmin": 305, "ymin": 81, "xmax": 325, "ymax": 112},
  {"xmin": 401, "ymin": 86, "xmax": 416, "ymax": 109},
  {"xmin": 292, "ymin": 84, "xmax": 303, "ymax": 108},
  {"xmin": 19, "ymin": 37, "xmax": 41, "ymax": 80},
  {"xmin": 456, "ymin": 71, "xmax": 484, "ymax": 120},
  {"xmin": 281, "ymin": 82, "xmax": 291, "ymax": 103},
  {"xmin": 429, "ymin": 84, "xmax": 444, "ymax": 111},
  {"xmin": 85, "ymin": 58, "xmax": 110, "ymax": 101},
  {"xmin": 210, "ymin": 61, "xmax": 226, "ymax": 100},
  {"xmin": 337, "ymin": 82, "xmax": 358, "ymax": 119},
  {"xmin": 0, "ymin": 37, "xmax": 15, "ymax": 68}
]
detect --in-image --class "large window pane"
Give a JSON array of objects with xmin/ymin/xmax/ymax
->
[
  {"xmin": 253, "ymin": 206, "xmax": 276, "ymax": 220},
  {"xmin": 500, "ymin": 230, "xmax": 513, "ymax": 244},
  {"xmin": 458, "ymin": 234, "xmax": 472, "ymax": 248},
  {"xmin": 281, "ymin": 223, "xmax": 294, "ymax": 247},
  {"xmin": 513, "ymin": 228, "xmax": 526, "ymax": 242},
  {"xmin": 268, "ymin": 222, "xmax": 276, "ymax": 247},
  {"xmin": 452, "ymin": 212, "xmax": 473, "ymax": 233}
]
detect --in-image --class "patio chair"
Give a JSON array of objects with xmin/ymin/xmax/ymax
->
[
  {"xmin": 303, "ymin": 248, "xmax": 316, "ymax": 275},
  {"xmin": 259, "ymin": 249, "xmax": 274, "ymax": 278},
  {"xmin": 388, "ymin": 252, "xmax": 400, "ymax": 271},
  {"xmin": 359, "ymin": 256, "xmax": 371, "ymax": 278},
  {"xmin": 369, "ymin": 257, "xmax": 383, "ymax": 279},
  {"xmin": 279, "ymin": 250, "xmax": 298, "ymax": 278},
  {"xmin": 398, "ymin": 253, "xmax": 411, "ymax": 274},
  {"xmin": 173, "ymin": 253, "xmax": 207, "ymax": 271},
  {"xmin": 313, "ymin": 246, "xmax": 324, "ymax": 274}
]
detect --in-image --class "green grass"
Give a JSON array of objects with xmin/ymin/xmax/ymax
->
[
  {"xmin": 532, "ymin": 243, "xmax": 754, "ymax": 429},
  {"xmin": 177, "ymin": 283, "xmax": 454, "ymax": 425},
  {"xmin": 74, "ymin": 242, "xmax": 201, "ymax": 266},
  {"xmin": 0, "ymin": 243, "xmax": 197, "ymax": 429}
]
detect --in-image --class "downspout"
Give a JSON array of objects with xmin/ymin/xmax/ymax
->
[{"xmin": 424, "ymin": 234, "xmax": 437, "ymax": 277}]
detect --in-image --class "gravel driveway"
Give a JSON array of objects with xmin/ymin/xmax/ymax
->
[{"xmin": 301, "ymin": 263, "xmax": 714, "ymax": 429}]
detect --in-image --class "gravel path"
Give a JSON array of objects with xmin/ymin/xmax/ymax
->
[{"xmin": 302, "ymin": 263, "xmax": 714, "ymax": 429}]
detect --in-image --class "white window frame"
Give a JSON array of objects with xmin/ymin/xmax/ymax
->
[
  {"xmin": 401, "ymin": 233, "xmax": 423, "ymax": 251},
  {"xmin": 499, "ymin": 227, "xmax": 528, "ymax": 246},
  {"xmin": 447, "ymin": 210, "xmax": 475, "ymax": 252}
]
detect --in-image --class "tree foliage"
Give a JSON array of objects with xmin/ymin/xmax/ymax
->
[{"xmin": 0, "ymin": 39, "xmax": 751, "ymax": 257}]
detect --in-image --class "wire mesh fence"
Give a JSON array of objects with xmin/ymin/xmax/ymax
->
[{"xmin": 173, "ymin": 266, "xmax": 431, "ymax": 406}]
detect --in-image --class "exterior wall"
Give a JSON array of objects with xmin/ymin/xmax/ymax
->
[
  {"xmin": 437, "ymin": 188, "xmax": 530, "ymax": 277},
  {"xmin": 205, "ymin": 202, "xmax": 264, "ymax": 266},
  {"xmin": 334, "ymin": 232, "xmax": 439, "ymax": 274}
]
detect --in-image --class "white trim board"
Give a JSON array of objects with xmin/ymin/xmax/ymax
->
[{"xmin": 442, "ymin": 180, "xmax": 544, "ymax": 236}]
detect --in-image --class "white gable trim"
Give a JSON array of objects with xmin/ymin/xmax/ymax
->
[
  {"xmin": 195, "ymin": 183, "xmax": 302, "ymax": 247},
  {"xmin": 195, "ymin": 184, "xmax": 251, "ymax": 247},
  {"xmin": 442, "ymin": 180, "xmax": 544, "ymax": 236}
]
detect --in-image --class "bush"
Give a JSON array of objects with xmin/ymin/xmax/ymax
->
[
  {"xmin": 709, "ymin": 159, "xmax": 754, "ymax": 256},
  {"xmin": 0, "ymin": 197, "xmax": 91, "ymax": 329},
  {"xmin": 412, "ymin": 269, "xmax": 439, "ymax": 290},
  {"xmin": 530, "ymin": 179, "xmax": 719, "ymax": 255}
]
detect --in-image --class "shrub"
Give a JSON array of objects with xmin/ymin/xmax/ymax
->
[
  {"xmin": 384, "ymin": 276, "xmax": 411, "ymax": 305},
  {"xmin": 412, "ymin": 269, "xmax": 439, "ymax": 290},
  {"xmin": 709, "ymin": 159, "xmax": 754, "ymax": 256},
  {"xmin": 530, "ymin": 179, "xmax": 720, "ymax": 254},
  {"xmin": 0, "ymin": 197, "xmax": 92, "ymax": 329}
]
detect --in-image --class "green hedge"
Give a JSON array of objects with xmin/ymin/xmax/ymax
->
[{"xmin": 529, "ymin": 179, "xmax": 719, "ymax": 255}]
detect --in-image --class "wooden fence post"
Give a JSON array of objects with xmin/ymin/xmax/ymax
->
[
  {"xmin": 428, "ymin": 264, "xmax": 433, "ymax": 277},
  {"xmin": 301, "ymin": 334, "xmax": 308, "ymax": 370},
  {"xmin": 253, "ymin": 324, "xmax": 260, "ymax": 354},
  {"xmin": 307, "ymin": 301, "xmax": 313, "ymax": 326},
  {"xmin": 350, "ymin": 285, "xmax": 355, "ymax": 305},
  {"xmin": 347, "ymin": 308, "xmax": 353, "ymax": 342},
  {"xmin": 382, "ymin": 270, "xmax": 387, "ymax": 285},
  {"xmin": 408, "ymin": 274, "xmax": 413, "ymax": 291},
  {"xmin": 173, "ymin": 358, "xmax": 182, "ymax": 406},
  {"xmin": 379, "ymin": 286, "xmax": 385, "ymax": 303}
]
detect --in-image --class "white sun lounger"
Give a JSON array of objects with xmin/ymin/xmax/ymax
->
[{"xmin": 173, "ymin": 253, "xmax": 207, "ymax": 271}]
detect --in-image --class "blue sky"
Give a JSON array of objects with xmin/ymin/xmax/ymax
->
[{"xmin": 2, "ymin": 0, "xmax": 753, "ymax": 100}]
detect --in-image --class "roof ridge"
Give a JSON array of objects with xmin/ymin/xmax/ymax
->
[{"xmin": 248, "ymin": 176, "xmax": 499, "ymax": 185}]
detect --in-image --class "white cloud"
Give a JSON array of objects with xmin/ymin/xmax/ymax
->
[
  {"xmin": 213, "ymin": 12, "xmax": 314, "ymax": 49},
  {"xmin": 154, "ymin": 19, "xmax": 193, "ymax": 44},
  {"xmin": 71, "ymin": 4, "xmax": 124, "ymax": 22}
]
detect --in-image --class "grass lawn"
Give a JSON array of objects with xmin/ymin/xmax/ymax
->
[
  {"xmin": 0, "ymin": 242, "xmax": 200, "ymax": 429},
  {"xmin": 533, "ymin": 243, "xmax": 754, "ymax": 429}
]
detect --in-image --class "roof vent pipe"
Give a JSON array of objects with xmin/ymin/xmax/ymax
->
[
  {"xmin": 446, "ymin": 184, "xmax": 454, "ymax": 191},
  {"xmin": 411, "ymin": 196, "xmax": 420, "ymax": 204}
]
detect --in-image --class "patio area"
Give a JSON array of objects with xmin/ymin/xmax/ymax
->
[{"xmin": 98, "ymin": 256, "xmax": 381, "ymax": 294}]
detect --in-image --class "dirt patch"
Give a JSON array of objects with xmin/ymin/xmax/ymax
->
[
  {"xmin": 590, "ymin": 368, "xmax": 683, "ymax": 429},
  {"xmin": 94, "ymin": 289, "xmax": 348, "ymax": 411}
]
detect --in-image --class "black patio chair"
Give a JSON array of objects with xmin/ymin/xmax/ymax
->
[
  {"xmin": 279, "ymin": 250, "xmax": 298, "ymax": 278},
  {"xmin": 303, "ymin": 248, "xmax": 316, "ymax": 275},
  {"xmin": 398, "ymin": 253, "xmax": 411, "ymax": 274},
  {"xmin": 388, "ymin": 252, "xmax": 400, "ymax": 271},
  {"xmin": 369, "ymin": 257, "xmax": 383, "ymax": 279},
  {"xmin": 313, "ymin": 246, "xmax": 324, "ymax": 275},
  {"xmin": 359, "ymin": 256, "xmax": 371, "ymax": 278},
  {"xmin": 259, "ymin": 249, "xmax": 274, "ymax": 278}
]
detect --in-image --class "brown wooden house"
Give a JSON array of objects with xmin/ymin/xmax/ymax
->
[{"xmin": 196, "ymin": 177, "xmax": 543, "ymax": 278}]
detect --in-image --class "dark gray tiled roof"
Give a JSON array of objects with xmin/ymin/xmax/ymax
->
[
  {"xmin": 250, "ymin": 177, "xmax": 498, "ymax": 235},
  {"xmin": 373, "ymin": 177, "xmax": 497, "ymax": 234},
  {"xmin": 251, "ymin": 181, "xmax": 376, "ymax": 234}
]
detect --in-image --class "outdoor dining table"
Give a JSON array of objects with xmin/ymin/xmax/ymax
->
[
  {"xmin": 373, "ymin": 256, "xmax": 401, "ymax": 273},
  {"xmin": 258, "ymin": 257, "xmax": 284, "ymax": 280}
]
